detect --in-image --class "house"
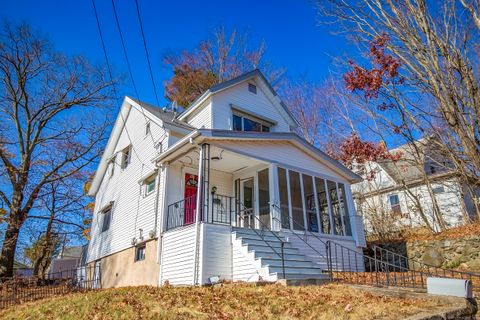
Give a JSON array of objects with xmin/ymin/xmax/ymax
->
[
  {"xmin": 351, "ymin": 139, "xmax": 479, "ymax": 234},
  {"xmin": 86, "ymin": 70, "xmax": 366, "ymax": 287},
  {"xmin": 13, "ymin": 261, "xmax": 33, "ymax": 277},
  {"xmin": 48, "ymin": 246, "xmax": 84, "ymax": 278}
]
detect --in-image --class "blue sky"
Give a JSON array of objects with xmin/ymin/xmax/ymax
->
[{"xmin": 2, "ymin": 0, "xmax": 354, "ymax": 107}]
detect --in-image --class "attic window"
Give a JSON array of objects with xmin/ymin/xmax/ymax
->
[
  {"xmin": 121, "ymin": 146, "xmax": 132, "ymax": 169},
  {"xmin": 145, "ymin": 122, "xmax": 151, "ymax": 136},
  {"xmin": 232, "ymin": 113, "xmax": 271, "ymax": 132},
  {"xmin": 248, "ymin": 83, "xmax": 257, "ymax": 94}
]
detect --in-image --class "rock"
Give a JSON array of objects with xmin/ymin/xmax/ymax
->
[
  {"xmin": 466, "ymin": 258, "xmax": 480, "ymax": 272},
  {"xmin": 421, "ymin": 247, "xmax": 444, "ymax": 267}
]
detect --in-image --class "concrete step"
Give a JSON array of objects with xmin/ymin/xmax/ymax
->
[
  {"xmin": 253, "ymin": 251, "xmax": 306, "ymax": 261},
  {"xmin": 268, "ymin": 265, "xmax": 325, "ymax": 276},
  {"xmin": 260, "ymin": 258, "xmax": 315, "ymax": 268},
  {"xmin": 233, "ymin": 232, "xmax": 286, "ymax": 243},
  {"xmin": 246, "ymin": 245, "xmax": 300, "ymax": 255},
  {"xmin": 240, "ymin": 238, "xmax": 293, "ymax": 248}
]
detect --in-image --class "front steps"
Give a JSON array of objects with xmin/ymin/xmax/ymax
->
[{"xmin": 232, "ymin": 227, "xmax": 329, "ymax": 282}]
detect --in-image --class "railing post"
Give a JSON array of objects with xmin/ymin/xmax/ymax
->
[{"xmin": 281, "ymin": 242, "xmax": 286, "ymax": 280}]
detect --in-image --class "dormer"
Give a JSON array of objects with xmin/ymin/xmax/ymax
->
[{"xmin": 177, "ymin": 70, "xmax": 298, "ymax": 132}]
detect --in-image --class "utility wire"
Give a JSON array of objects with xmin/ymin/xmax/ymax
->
[
  {"xmin": 110, "ymin": 0, "xmax": 157, "ymax": 145},
  {"xmin": 91, "ymin": 0, "xmax": 153, "ymax": 171},
  {"xmin": 134, "ymin": 0, "xmax": 160, "ymax": 107}
]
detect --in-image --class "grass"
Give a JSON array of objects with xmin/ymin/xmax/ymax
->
[{"xmin": 0, "ymin": 283, "xmax": 452, "ymax": 320}]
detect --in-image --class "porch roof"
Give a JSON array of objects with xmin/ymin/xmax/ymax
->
[{"xmin": 152, "ymin": 129, "xmax": 362, "ymax": 183}]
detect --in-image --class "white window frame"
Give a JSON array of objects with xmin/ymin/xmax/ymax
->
[
  {"xmin": 121, "ymin": 145, "xmax": 132, "ymax": 169},
  {"xmin": 144, "ymin": 175, "xmax": 156, "ymax": 197},
  {"xmin": 101, "ymin": 206, "xmax": 112, "ymax": 233},
  {"xmin": 108, "ymin": 157, "xmax": 115, "ymax": 178},
  {"xmin": 232, "ymin": 113, "xmax": 272, "ymax": 132}
]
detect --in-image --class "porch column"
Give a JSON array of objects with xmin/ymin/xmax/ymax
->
[
  {"xmin": 345, "ymin": 185, "xmax": 366, "ymax": 247},
  {"xmin": 195, "ymin": 143, "xmax": 210, "ymax": 223},
  {"xmin": 269, "ymin": 164, "xmax": 281, "ymax": 231}
]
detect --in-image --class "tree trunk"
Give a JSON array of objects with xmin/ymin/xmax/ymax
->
[{"xmin": 0, "ymin": 220, "xmax": 22, "ymax": 277}]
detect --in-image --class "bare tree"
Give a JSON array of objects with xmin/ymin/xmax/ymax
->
[
  {"xmin": 316, "ymin": 0, "xmax": 480, "ymax": 216},
  {"xmin": 164, "ymin": 26, "xmax": 285, "ymax": 107},
  {"xmin": 0, "ymin": 22, "xmax": 113, "ymax": 277}
]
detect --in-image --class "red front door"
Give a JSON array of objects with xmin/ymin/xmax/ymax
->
[{"xmin": 184, "ymin": 173, "xmax": 198, "ymax": 225}]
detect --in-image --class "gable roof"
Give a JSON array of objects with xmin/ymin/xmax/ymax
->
[
  {"xmin": 88, "ymin": 97, "xmax": 193, "ymax": 196},
  {"xmin": 177, "ymin": 69, "xmax": 299, "ymax": 128},
  {"xmin": 153, "ymin": 129, "xmax": 362, "ymax": 184}
]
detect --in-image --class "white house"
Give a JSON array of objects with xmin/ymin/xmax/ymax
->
[
  {"xmin": 352, "ymin": 140, "xmax": 479, "ymax": 234},
  {"xmin": 86, "ymin": 70, "xmax": 365, "ymax": 287}
]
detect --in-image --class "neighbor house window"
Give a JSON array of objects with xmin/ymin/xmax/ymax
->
[
  {"xmin": 432, "ymin": 186, "xmax": 445, "ymax": 194},
  {"xmin": 135, "ymin": 245, "xmax": 146, "ymax": 262},
  {"xmin": 121, "ymin": 146, "xmax": 131, "ymax": 169},
  {"xmin": 389, "ymin": 194, "xmax": 401, "ymax": 215},
  {"xmin": 144, "ymin": 175, "xmax": 156, "ymax": 196},
  {"xmin": 248, "ymin": 83, "xmax": 257, "ymax": 94},
  {"xmin": 101, "ymin": 207, "xmax": 112, "ymax": 233},
  {"xmin": 232, "ymin": 114, "xmax": 271, "ymax": 132}
]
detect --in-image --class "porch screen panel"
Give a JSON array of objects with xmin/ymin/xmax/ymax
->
[
  {"xmin": 338, "ymin": 183, "xmax": 352, "ymax": 236},
  {"xmin": 315, "ymin": 177, "xmax": 330, "ymax": 234},
  {"xmin": 327, "ymin": 180, "xmax": 344, "ymax": 235},
  {"xmin": 277, "ymin": 168, "xmax": 290, "ymax": 228},
  {"xmin": 289, "ymin": 170, "xmax": 304, "ymax": 231},
  {"xmin": 302, "ymin": 174, "xmax": 318, "ymax": 232},
  {"xmin": 258, "ymin": 168, "xmax": 270, "ymax": 229}
]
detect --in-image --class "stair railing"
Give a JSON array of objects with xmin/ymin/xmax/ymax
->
[
  {"xmin": 372, "ymin": 245, "xmax": 480, "ymax": 287},
  {"xmin": 234, "ymin": 200, "xmax": 286, "ymax": 280}
]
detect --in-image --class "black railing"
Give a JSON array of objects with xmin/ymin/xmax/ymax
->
[
  {"xmin": 372, "ymin": 245, "xmax": 480, "ymax": 288},
  {"xmin": 165, "ymin": 195, "xmax": 197, "ymax": 231},
  {"xmin": 0, "ymin": 264, "xmax": 101, "ymax": 309},
  {"xmin": 211, "ymin": 194, "xmax": 233, "ymax": 225}
]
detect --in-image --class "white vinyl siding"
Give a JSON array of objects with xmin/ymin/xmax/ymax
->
[
  {"xmin": 185, "ymin": 101, "xmax": 212, "ymax": 129},
  {"xmin": 211, "ymin": 81, "xmax": 291, "ymax": 132},
  {"xmin": 87, "ymin": 104, "xmax": 167, "ymax": 263},
  {"xmin": 160, "ymin": 224, "xmax": 197, "ymax": 285}
]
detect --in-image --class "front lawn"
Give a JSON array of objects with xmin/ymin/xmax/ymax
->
[{"xmin": 0, "ymin": 283, "xmax": 454, "ymax": 319}]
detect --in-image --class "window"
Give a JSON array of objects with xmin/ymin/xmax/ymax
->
[
  {"xmin": 248, "ymin": 83, "xmax": 257, "ymax": 94},
  {"xmin": 432, "ymin": 186, "xmax": 445, "ymax": 194},
  {"xmin": 145, "ymin": 122, "xmax": 151, "ymax": 136},
  {"xmin": 121, "ymin": 146, "xmax": 131, "ymax": 169},
  {"xmin": 315, "ymin": 177, "xmax": 330, "ymax": 234},
  {"xmin": 101, "ymin": 207, "xmax": 112, "ymax": 233},
  {"xmin": 327, "ymin": 180, "xmax": 343, "ymax": 235},
  {"xmin": 258, "ymin": 168, "xmax": 270, "ymax": 229},
  {"xmin": 144, "ymin": 175, "xmax": 156, "ymax": 196},
  {"xmin": 389, "ymin": 194, "xmax": 401, "ymax": 215},
  {"xmin": 337, "ymin": 183, "xmax": 352, "ymax": 236},
  {"xmin": 303, "ymin": 174, "xmax": 318, "ymax": 232},
  {"xmin": 108, "ymin": 158, "xmax": 115, "ymax": 178},
  {"xmin": 278, "ymin": 167, "xmax": 290, "ymax": 229},
  {"xmin": 289, "ymin": 170, "xmax": 304, "ymax": 231},
  {"xmin": 135, "ymin": 245, "xmax": 146, "ymax": 262},
  {"xmin": 231, "ymin": 114, "xmax": 270, "ymax": 132}
]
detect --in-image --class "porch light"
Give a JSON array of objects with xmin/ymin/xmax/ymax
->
[{"xmin": 211, "ymin": 186, "xmax": 217, "ymax": 195}]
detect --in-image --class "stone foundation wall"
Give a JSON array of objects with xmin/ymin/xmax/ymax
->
[
  {"xmin": 406, "ymin": 236, "xmax": 480, "ymax": 271},
  {"xmin": 369, "ymin": 236, "xmax": 480, "ymax": 272}
]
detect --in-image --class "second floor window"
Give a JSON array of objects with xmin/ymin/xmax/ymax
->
[
  {"xmin": 108, "ymin": 158, "xmax": 115, "ymax": 178},
  {"xmin": 121, "ymin": 146, "xmax": 131, "ymax": 169},
  {"xmin": 389, "ymin": 194, "xmax": 401, "ymax": 215},
  {"xmin": 232, "ymin": 114, "xmax": 270, "ymax": 132},
  {"xmin": 101, "ymin": 207, "xmax": 112, "ymax": 232},
  {"xmin": 144, "ymin": 175, "xmax": 156, "ymax": 196}
]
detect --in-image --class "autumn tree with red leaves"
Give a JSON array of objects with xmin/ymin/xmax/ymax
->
[{"xmin": 164, "ymin": 27, "xmax": 285, "ymax": 107}]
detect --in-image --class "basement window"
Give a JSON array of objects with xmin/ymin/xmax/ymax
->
[
  {"xmin": 432, "ymin": 186, "xmax": 445, "ymax": 194},
  {"xmin": 135, "ymin": 245, "xmax": 146, "ymax": 262}
]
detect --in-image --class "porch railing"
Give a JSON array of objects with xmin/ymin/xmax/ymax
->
[{"xmin": 165, "ymin": 195, "xmax": 197, "ymax": 231}]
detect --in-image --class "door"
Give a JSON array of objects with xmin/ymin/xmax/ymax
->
[
  {"xmin": 184, "ymin": 173, "xmax": 198, "ymax": 225},
  {"xmin": 241, "ymin": 178, "xmax": 254, "ymax": 227}
]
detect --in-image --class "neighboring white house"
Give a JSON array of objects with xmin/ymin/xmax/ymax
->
[
  {"xmin": 86, "ymin": 70, "xmax": 365, "ymax": 287},
  {"xmin": 352, "ymin": 140, "xmax": 479, "ymax": 234}
]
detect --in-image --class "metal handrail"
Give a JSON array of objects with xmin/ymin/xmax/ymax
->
[
  {"xmin": 372, "ymin": 245, "xmax": 480, "ymax": 284},
  {"xmin": 234, "ymin": 200, "xmax": 286, "ymax": 280},
  {"xmin": 165, "ymin": 194, "xmax": 197, "ymax": 231}
]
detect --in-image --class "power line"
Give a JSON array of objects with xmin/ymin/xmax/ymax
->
[
  {"xmin": 91, "ymin": 0, "xmax": 153, "ymax": 171},
  {"xmin": 110, "ymin": 0, "xmax": 157, "ymax": 145},
  {"xmin": 134, "ymin": 0, "xmax": 160, "ymax": 107}
]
